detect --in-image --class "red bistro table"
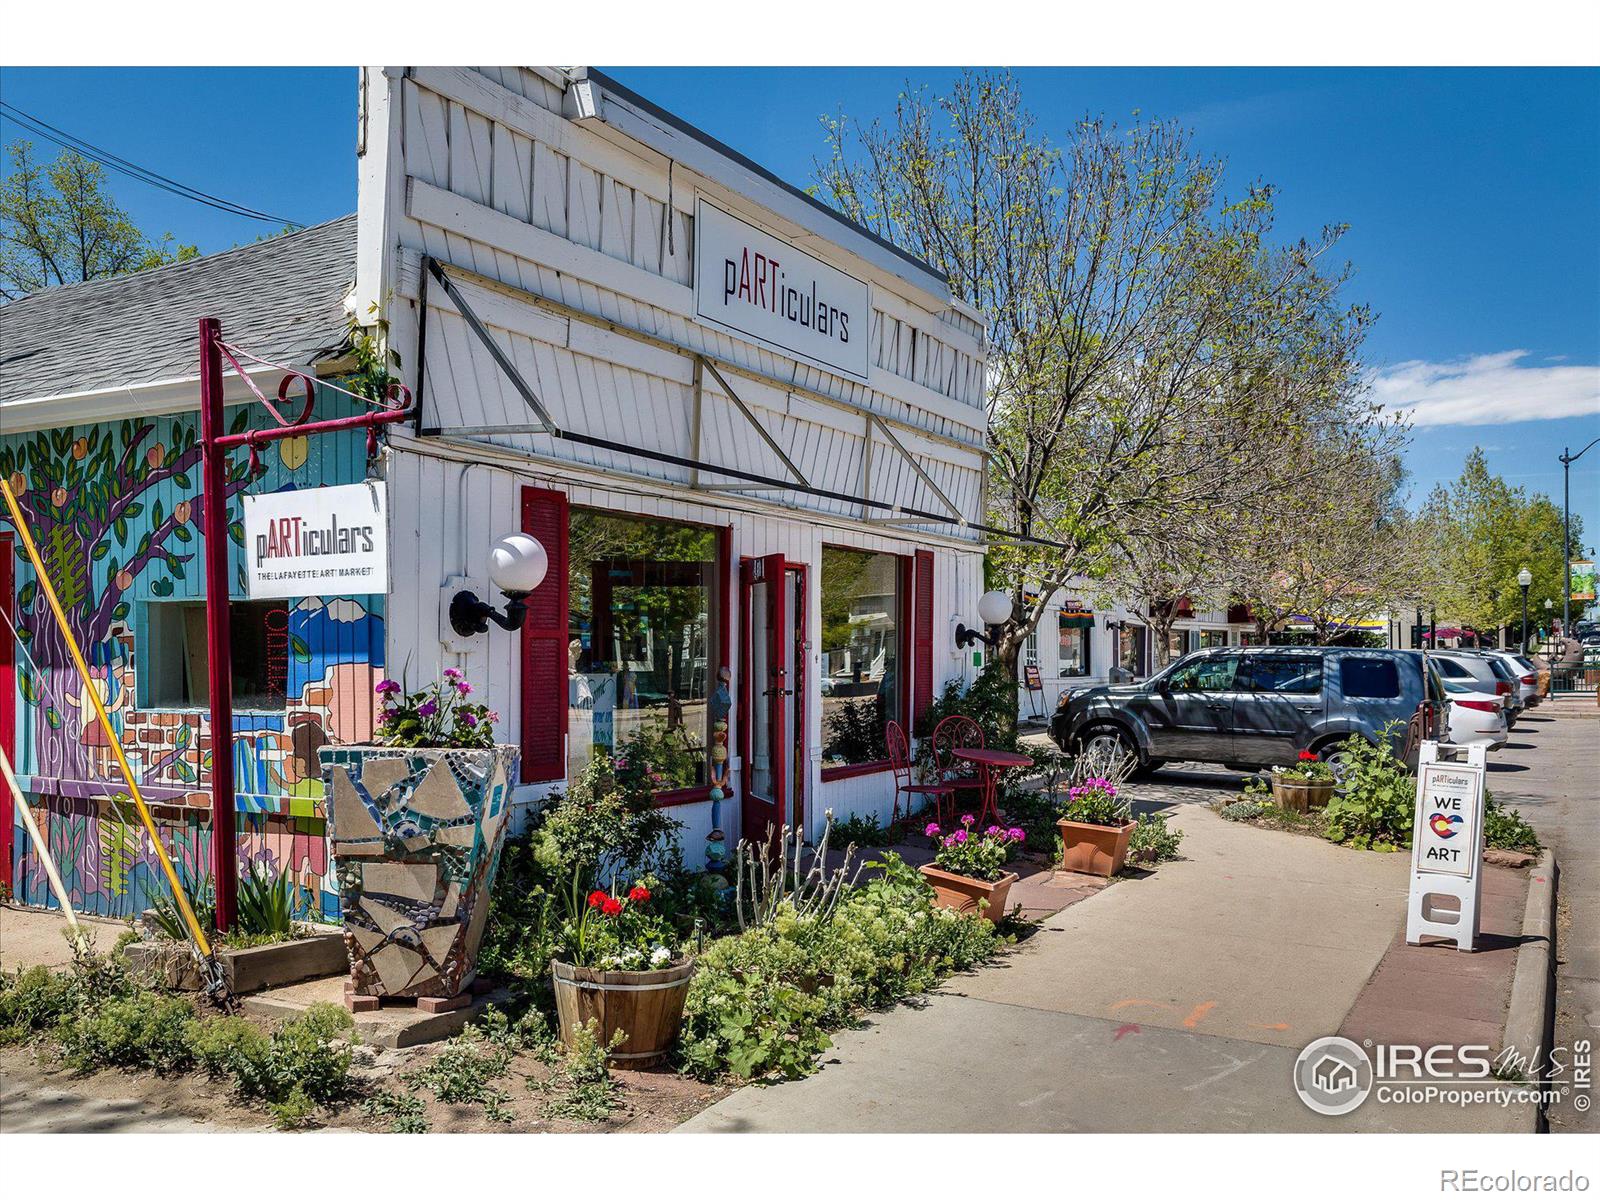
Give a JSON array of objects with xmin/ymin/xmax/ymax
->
[{"xmin": 951, "ymin": 747, "xmax": 1033, "ymax": 831}]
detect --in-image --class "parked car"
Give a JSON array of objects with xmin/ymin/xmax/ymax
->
[
  {"xmin": 1431, "ymin": 651, "xmax": 1518, "ymax": 727},
  {"xmin": 1441, "ymin": 677, "xmax": 1509, "ymax": 749},
  {"xmin": 1049, "ymin": 646, "xmax": 1443, "ymax": 777},
  {"xmin": 1483, "ymin": 650, "xmax": 1541, "ymax": 708}
]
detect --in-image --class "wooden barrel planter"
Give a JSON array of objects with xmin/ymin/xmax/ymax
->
[
  {"xmin": 1270, "ymin": 773, "xmax": 1334, "ymax": 813},
  {"xmin": 549, "ymin": 958, "xmax": 696, "ymax": 1068}
]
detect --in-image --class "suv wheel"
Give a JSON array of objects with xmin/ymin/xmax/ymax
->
[
  {"xmin": 1076, "ymin": 723, "xmax": 1141, "ymax": 775},
  {"xmin": 1315, "ymin": 739, "xmax": 1360, "ymax": 791}
]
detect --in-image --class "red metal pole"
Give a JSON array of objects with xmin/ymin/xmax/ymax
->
[{"xmin": 199, "ymin": 318, "xmax": 238, "ymax": 933}]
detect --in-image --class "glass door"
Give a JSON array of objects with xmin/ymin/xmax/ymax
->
[{"xmin": 740, "ymin": 554, "xmax": 790, "ymax": 844}]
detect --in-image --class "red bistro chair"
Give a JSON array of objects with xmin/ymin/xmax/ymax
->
[
  {"xmin": 931, "ymin": 714, "xmax": 985, "ymax": 816},
  {"xmin": 886, "ymin": 720, "xmax": 957, "ymax": 828}
]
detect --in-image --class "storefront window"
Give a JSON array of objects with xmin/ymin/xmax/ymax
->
[
  {"xmin": 1058, "ymin": 613, "xmax": 1092, "ymax": 677},
  {"xmin": 1163, "ymin": 628, "xmax": 1191, "ymax": 662},
  {"xmin": 820, "ymin": 546, "xmax": 902, "ymax": 768},
  {"xmin": 1201, "ymin": 630, "xmax": 1230, "ymax": 648},
  {"xmin": 566, "ymin": 509, "xmax": 721, "ymax": 791}
]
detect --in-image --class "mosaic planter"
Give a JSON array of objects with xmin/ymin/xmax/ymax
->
[{"xmin": 320, "ymin": 744, "xmax": 519, "ymax": 1000}]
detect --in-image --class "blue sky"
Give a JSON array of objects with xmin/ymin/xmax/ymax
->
[{"xmin": 3, "ymin": 65, "xmax": 1597, "ymax": 551}]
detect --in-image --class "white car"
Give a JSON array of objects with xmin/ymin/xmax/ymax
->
[
  {"xmin": 1442, "ymin": 678, "xmax": 1508, "ymax": 749},
  {"xmin": 1483, "ymin": 650, "xmax": 1540, "ymax": 708},
  {"xmin": 1431, "ymin": 652, "xmax": 1519, "ymax": 727}
]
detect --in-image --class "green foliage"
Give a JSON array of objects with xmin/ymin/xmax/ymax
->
[
  {"xmin": 533, "ymin": 1020, "xmax": 624, "ymax": 1122},
  {"xmin": 914, "ymin": 663, "xmax": 1019, "ymax": 752},
  {"xmin": 1219, "ymin": 799, "xmax": 1267, "ymax": 822},
  {"xmin": 1, "ymin": 140, "xmax": 198, "ymax": 300},
  {"xmin": 211, "ymin": 1004, "xmax": 356, "ymax": 1108},
  {"xmin": 679, "ymin": 854, "xmax": 1006, "ymax": 1081},
  {"xmin": 0, "ymin": 965, "xmax": 85, "ymax": 1044},
  {"xmin": 478, "ymin": 835, "xmax": 563, "ymax": 986},
  {"xmin": 829, "ymin": 812, "xmax": 895, "ymax": 848},
  {"xmin": 1125, "ymin": 812, "xmax": 1185, "ymax": 866},
  {"xmin": 532, "ymin": 755, "xmax": 684, "ymax": 891},
  {"xmin": 59, "ymin": 991, "xmax": 199, "ymax": 1074},
  {"xmin": 375, "ymin": 668, "xmax": 497, "ymax": 748},
  {"xmin": 363, "ymin": 1089, "xmax": 430, "ymax": 1134},
  {"xmin": 236, "ymin": 862, "xmax": 298, "ymax": 938},
  {"xmin": 926, "ymin": 816, "xmax": 1024, "ymax": 882},
  {"xmin": 268, "ymin": 1085, "xmax": 320, "ymax": 1131},
  {"xmin": 147, "ymin": 870, "xmax": 216, "ymax": 942},
  {"xmin": 1484, "ymin": 795, "xmax": 1541, "ymax": 853},
  {"xmin": 407, "ymin": 1026, "xmax": 512, "ymax": 1106},
  {"xmin": 1059, "ymin": 780, "xmax": 1132, "ymax": 828},
  {"xmin": 1321, "ymin": 734, "xmax": 1414, "ymax": 850}
]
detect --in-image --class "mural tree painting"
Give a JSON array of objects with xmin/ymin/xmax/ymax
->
[{"xmin": 0, "ymin": 409, "xmax": 261, "ymax": 786}]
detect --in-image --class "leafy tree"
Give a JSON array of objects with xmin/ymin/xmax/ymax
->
[
  {"xmin": 816, "ymin": 72, "xmax": 1388, "ymax": 673},
  {"xmin": 1420, "ymin": 449, "xmax": 1580, "ymax": 645},
  {"xmin": 1, "ymin": 140, "xmax": 197, "ymax": 300}
]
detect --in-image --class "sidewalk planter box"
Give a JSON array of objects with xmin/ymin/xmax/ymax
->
[
  {"xmin": 918, "ymin": 863, "xmax": 1018, "ymax": 923},
  {"xmin": 1269, "ymin": 773, "xmax": 1334, "ymax": 813},
  {"xmin": 550, "ymin": 958, "xmax": 696, "ymax": 1067},
  {"xmin": 124, "ymin": 929, "xmax": 347, "ymax": 994},
  {"xmin": 320, "ymin": 744, "xmax": 519, "ymax": 1002},
  {"xmin": 1057, "ymin": 817, "xmax": 1137, "ymax": 877}
]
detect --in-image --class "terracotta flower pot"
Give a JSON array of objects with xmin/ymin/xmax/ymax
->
[
  {"xmin": 321, "ymin": 743, "xmax": 519, "ymax": 1001},
  {"xmin": 1269, "ymin": 772, "xmax": 1334, "ymax": 813},
  {"xmin": 918, "ymin": 863, "xmax": 1018, "ymax": 923},
  {"xmin": 550, "ymin": 958, "xmax": 696, "ymax": 1067},
  {"xmin": 1057, "ymin": 817, "xmax": 1137, "ymax": 877}
]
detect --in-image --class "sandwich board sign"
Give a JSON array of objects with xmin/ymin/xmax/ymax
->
[
  {"xmin": 1405, "ymin": 740, "xmax": 1487, "ymax": 951},
  {"xmin": 243, "ymin": 481, "xmax": 388, "ymax": 598}
]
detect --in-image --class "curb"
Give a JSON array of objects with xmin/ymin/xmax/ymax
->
[{"xmin": 1501, "ymin": 848, "xmax": 1558, "ymax": 1133}]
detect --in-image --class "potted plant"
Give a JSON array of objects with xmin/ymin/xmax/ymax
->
[
  {"xmin": 1057, "ymin": 777, "xmax": 1136, "ymax": 877},
  {"xmin": 1270, "ymin": 750, "xmax": 1336, "ymax": 812},
  {"xmin": 320, "ymin": 668, "xmax": 518, "ymax": 1008},
  {"xmin": 917, "ymin": 814, "xmax": 1025, "ymax": 923},
  {"xmin": 549, "ymin": 875, "xmax": 694, "ymax": 1067}
]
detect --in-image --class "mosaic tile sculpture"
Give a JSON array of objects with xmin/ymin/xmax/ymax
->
[{"xmin": 320, "ymin": 744, "xmax": 519, "ymax": 999}]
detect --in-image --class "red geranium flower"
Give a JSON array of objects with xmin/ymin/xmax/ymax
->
[
  {"xmin": 601, "ymin": 896, "xmax": 623, "ymax": 917},
  {"xmin": 628, "ymin": 885, "xmax": 651, "ymax": 904},
  {"xmin": 1298, "ymin": 750, "xmax": 1318, "ymax": 762},
  {"xmin": 587, "ymin": 890, "xmax": 607, "ymax": 909}
]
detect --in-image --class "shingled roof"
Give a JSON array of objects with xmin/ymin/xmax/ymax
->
[{"xmin": 0, "ymin": 214, "xmax": 357, "ymax": 406}]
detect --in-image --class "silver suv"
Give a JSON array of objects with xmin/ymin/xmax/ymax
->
[{"xmin": 1049, "ymin": 646, "xmax": 1443, "ymax": 775}]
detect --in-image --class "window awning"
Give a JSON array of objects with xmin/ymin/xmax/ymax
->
[{"xmin": 1059, "ymin": 611, "xmax": 1094, "ymax": 629}]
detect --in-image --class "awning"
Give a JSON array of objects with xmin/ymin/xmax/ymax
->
[{"xmin": 1059, "ymin": 610, "xmax": 1094, "ymax": 629}]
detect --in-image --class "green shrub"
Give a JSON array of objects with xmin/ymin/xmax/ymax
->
[
  {"xmin": 913, "ymin": 662, "xmax": 1019, "ymax": 753},
  {"xmin": 679, "ymin": 854, "xmax": 1005, "ymax": 1082},
  {"xmin": 236, "ymin": 862, "xmax": 299, "ymax": 937},
  {"xmin": 1125, "ymin": 812, "xmax": 1184, "ymax": 865},
  {"xmin": 534, "ymin": 1020, "xmax": 623, "ymax": 1122},
  {"xmin": 1484, "ymin": 795, "xmax": 1541, "ymax": 853},
  {"xmin": 0, "ymin": 964, "xmax": 80, "ymax": 1044},
  {"xmin": 408, "ymin": 1027, "xmax": 511, "ymax": 1106},
  {"xmin": 221, "ymin": 1004, "xmax": 355, "ymax": 1107},
  {"xmin": 268, "ymin": 1085, "xmax": 319, "ymax": 1130},
  {"xmin": 58, "ymin": 992, "xmax": 199, "ymax": 1074},
  {"xmin": 1321, "ymin": 734, "xmax": 1414, "ymax": 850},
  {"xmin": 364, "ymin": 1089, "xmax": 431, "ymax": 1133},
  {"xmin": 1219, "ymin": 799, "xmax": 1266, "ymax": 822},
  {"xmin": 829, "ymin": 812, "xmax": 895, "ymax": 847},
  {"xmin": 187, "ymin": 1014, "xmax": 272, "ymax": 1078}
]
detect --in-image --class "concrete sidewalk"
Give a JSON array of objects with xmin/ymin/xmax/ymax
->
[{"xmin": 680, "ymin": 806, "xmax": 1531, "ymax": 1133}]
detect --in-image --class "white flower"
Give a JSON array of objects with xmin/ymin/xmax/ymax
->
[{"xmin": 650, "ymin": 945, "xmax": 672, "ymax": 966}]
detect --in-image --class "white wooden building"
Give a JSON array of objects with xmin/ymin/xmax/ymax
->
[{"xmin": 355, "ymin": 66, "xmax": 991, "ymax": 847}]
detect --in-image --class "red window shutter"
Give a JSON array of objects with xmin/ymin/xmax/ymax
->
[
  {"xmin": 913, "ymin": 549, "xmax": 934, "ymax": 730},
  {"xmin": 520, "ymin": 486, "xmax": 569, "ymax": 783}
]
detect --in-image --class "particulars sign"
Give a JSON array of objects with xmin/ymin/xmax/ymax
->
[
  {"xmin": 693, "ymin": 197, "xmax": 871, "ymax": 382},
  {"xmin": 243, "ymin": 482, "xmax": 388, "ymax": 599},
  {"xmin": 1411, "ymin": 761, "xmax": 1483, "ymax": 879}
]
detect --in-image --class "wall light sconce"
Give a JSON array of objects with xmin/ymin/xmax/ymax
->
[
  {"xmin": 955, "ymin": 590, "xmax": 1014, "ymax": 649},
  {"xmin": 449, "ymin": 534, "xmax": 549, "ymax": 637}
]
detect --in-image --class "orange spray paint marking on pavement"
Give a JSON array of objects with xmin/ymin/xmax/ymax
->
[
  {"xmin": 1182, "ymin": 1001, "xmax": 1217, "ymax": 1029},
  {"xmin": 1250, "ymin": 1022, "xmax": 1291, "ymax": 1032},
  {"xmin": 1110, "ymin": 998, "xmax": 1180, "ymax": 1013}
]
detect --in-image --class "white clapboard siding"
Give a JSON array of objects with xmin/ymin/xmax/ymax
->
[{"xmin": 387, "ymin": 443, "xmax": 984, "ymax": 836}]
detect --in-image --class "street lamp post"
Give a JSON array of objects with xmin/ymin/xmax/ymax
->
[
  {"xmin": 1517, "ymin": 566, "xmax": 1532, "ymax": 654},
  {"xmin": 1560, "ymin": 436, "xmax": 1600, "ymax": 635}
]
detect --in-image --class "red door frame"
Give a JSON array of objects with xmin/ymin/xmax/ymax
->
[
  {"xmin": 737, "ymin": 556, "xmax": 808, "ymax": 841},
  {"xmin": 1, "ymin": 533, "xmax": 15, "ymax": 892}
]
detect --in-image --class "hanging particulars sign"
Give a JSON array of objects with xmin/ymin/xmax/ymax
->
[{"xmin": 243, "ymin": 482, "xmax": 388, "ymax": 598}]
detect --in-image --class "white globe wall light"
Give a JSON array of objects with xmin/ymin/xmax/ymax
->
[
  {"xmin": 449, "ymin": 533, "xmax": 549, "ymax": 637},
  {"xmin": 957, "ymin": 590, "xmax": 1016, "ymax": 649}
]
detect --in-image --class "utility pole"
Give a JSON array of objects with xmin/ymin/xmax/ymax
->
[{"xmin": 1560, "ymin": 436, "xmax": 1600, "ymax": 636}]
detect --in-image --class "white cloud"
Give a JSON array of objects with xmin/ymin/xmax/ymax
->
[{"xmin": 1368, "ymin": 350, "xmax": 1600, "ymax": 427}]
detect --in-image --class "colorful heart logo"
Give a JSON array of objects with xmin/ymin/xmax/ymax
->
[{"xmin": 1429, "ymin": 812, "xmax": 1462, "ymax": 839}]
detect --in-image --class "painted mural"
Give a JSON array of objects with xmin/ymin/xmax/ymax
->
[{"xmin": 1, "ymin": 394, "xmax": 386, "ymax": 920}]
